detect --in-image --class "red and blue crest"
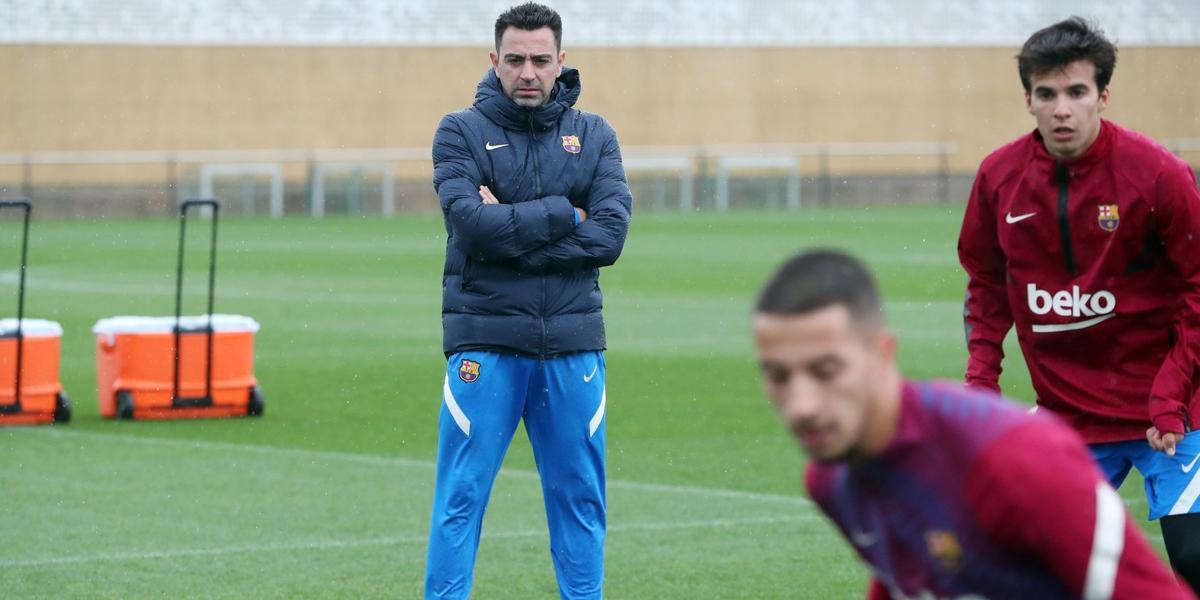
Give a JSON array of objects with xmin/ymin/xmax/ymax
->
[
  {"xmin": 458, "ymin": 359, "xmax": 480, "ymax": 383},
  {"xmin": 1098, "ymin": 204, "xmax": 1120, "ymax": 232},
  {"xmin": 561, "ymin": 135, "xmax": 581, "ymax": 154},
  {"xmin": 925, "ymin": 530, "xmax": 963, "ymax": 572}
]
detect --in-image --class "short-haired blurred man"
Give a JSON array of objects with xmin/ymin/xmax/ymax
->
[
  {"xmin": 424, "ymin": 2, "xmax": 631, "ymax": 599},
  {"xmin": 958, "ymin": 17, "xmax": 1200, "ymax": 590},
  {"xmin": 753, "ymin": 249, "xmax": 1191, "ymax": 599}
]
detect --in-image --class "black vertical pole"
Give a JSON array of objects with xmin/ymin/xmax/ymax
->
[
  {"xmin": 0, "ymin": 200, "xmax": 31, "ymax": 413},
  {"xmin": 174, "ymin": 199, "xmax": 219, "ymax": 406},
  {"xmin": 173, "ymin": 203, "xmax": 187, "ymax": 403},
  {"xmin": 16, "ymin": 202, "xmax": 28, "ymax": 407},
  {"xmin": 205, "ymin": 203, "xmax": 218, "ymax": 400}
]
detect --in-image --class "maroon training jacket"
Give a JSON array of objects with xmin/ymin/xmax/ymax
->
[{"xmin": 959, "ymin": 119, "xmax": 1200, "ymax": 443}]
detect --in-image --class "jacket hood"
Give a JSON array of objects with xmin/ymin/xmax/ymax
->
[{"xmin": 473, "ymin": 66, "xmax": 581, "ymax": 132}]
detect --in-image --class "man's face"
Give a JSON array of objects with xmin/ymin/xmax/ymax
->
[
  {"xmin": 753, "ymin": 305, "xmax": 893, "ymax": 463},
  {"xmin": 1026, "ymin": 60, "xmax": 1110, "ymax": 160},
  {"xmin": 489, "ymin": 26, "xmax": 564, "ymax": 108}
]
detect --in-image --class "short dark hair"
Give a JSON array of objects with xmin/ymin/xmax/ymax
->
[
  {"xmin": 1017, "ymin": 17, "xmax": 1117, "ymax": 93},
  {"xmin": 494, "ymin": 2, "xmax": 562, "ymax": 51},
  {"xmin": 755, "ymin": 250, "xmax": 883, "ymax": 329}
]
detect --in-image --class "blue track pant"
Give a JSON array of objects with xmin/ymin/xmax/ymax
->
[{"xmin": 424, "ymin": 350, "xmax": 607, "ymax": 599}]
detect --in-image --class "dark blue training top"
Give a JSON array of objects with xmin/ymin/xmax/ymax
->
[{"xmin": 433, "ymin": 67, "xmax": 632, "ymax": 358}]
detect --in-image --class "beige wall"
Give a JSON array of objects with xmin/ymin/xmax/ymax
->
[{"xmin": 3, "ymin": 44, "xmax": 1199, "ymax": 173}]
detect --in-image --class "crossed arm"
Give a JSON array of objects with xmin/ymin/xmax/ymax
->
[
  {"xmin": 479, "ymin": 184, "xmax": 587, "ymax": 224},
  {"xmin": 433, "ymin": 115, "xmax": 632, "ymax": 271}
]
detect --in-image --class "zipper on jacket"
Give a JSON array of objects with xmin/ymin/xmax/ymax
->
[
  {"xmin": 529, "ymin": 110, "xmax": 547, "ymax": 357},
  {"xmin": 529, "ymin": 112, "xmax": 543, "ymax": 198},
  {"xmin": 539, "ymin": 276, "xmax": 548, "ymax": 359},
  {"xmin": 1055, "ymin": 163, "xmax": 1077, "ymax": 275}
]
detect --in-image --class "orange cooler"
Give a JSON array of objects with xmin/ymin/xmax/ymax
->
[
  {"xmin": 0, "ymin": 318, "xmax": 69, "ymax": 425},
  {"xmin": 93, "ymin": 315, "xmax": 262, "ymax": 420}
]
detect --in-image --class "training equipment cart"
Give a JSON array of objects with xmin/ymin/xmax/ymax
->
[
  {"xmin": 93, "ymin": 199, "xmax": 264, "ymax": 420},
  {"xmin": 0, "ymin": 200, "xmax": 70, "ymax": 425}
]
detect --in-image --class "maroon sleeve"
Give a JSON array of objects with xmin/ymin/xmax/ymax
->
[
  {"xmin": 1149, "ymin": 162, "xmax": 1200, "ymax": 435},
  {"xmin": 866, "ymin": 578, "xmax": 889, "ymax": 600},
  {"xmin": 804, "ymin": 462, "xmax": 830, "ymax": 503},
  {"xmin": 958, "ymin": 163, "xmax": 1012, "ymax": 393},
  {"xmin": 966, "ymin": 421, "xmax": 1193, "ymax": 599}
]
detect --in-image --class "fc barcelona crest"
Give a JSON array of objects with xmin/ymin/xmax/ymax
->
[
  {"xmin": 1098, "ymin": 204, "xmax": 1120, "ymax": 232},
  {"xmin": 561, "ymin": 135, "xmax": 581, "ymax": 154},
  {"xmin": 459, "ymin": 359, "xmax": 480, "ymax": 383},
  {"xmin": 925, "ymin": 530, "xmax": 963, "ymax": 572}
]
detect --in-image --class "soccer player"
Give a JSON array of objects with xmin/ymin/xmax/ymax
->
[
  {"xmin": 753, "ymin": 249, "xmax": 1192, "ymax": 599},
  {"xmin": 424, "ymin": 3, "xmax": 631, "ymax": 599},
  {"xmin": 958, "ymin": 17, "xmax": 1200, "ymax": 590}
]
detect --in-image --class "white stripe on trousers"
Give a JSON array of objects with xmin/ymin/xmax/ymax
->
[
  {"xmin": 589, "ymin": 387, "xmax": 606, "ymax": 437},
  {"xmin": 442, "ymin": 375, "xmax": 471, "ymax": 436},
  {"xmin": 1083, "ymin": 481, "xmax": 1125, "ymax": 600}
]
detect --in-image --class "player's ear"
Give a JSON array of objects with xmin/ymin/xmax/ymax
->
[
  {"xmin": 1025, "ymin": 92, "xmax": 1033, "ymax": 115},
  {"xmin": 874, "ymin": 330, "xmax": 897, "ymax": 365},
  {"xmin": 558, "ymin": 51, "xmax": 566, "ymax": 75},
  {"xmin": 1097, "ymin": 86, "xmax": 1110, "ymax": 113},
  {"xmin": 489, "ymin": 50, "xmax": 500, "ymax": 70}
]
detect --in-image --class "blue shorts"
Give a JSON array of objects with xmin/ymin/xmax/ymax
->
[{"xmin": 1090, "ymin": 431, "xmax": 1200, "ymax": 520}]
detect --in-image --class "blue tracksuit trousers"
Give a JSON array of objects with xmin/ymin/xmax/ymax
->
[{"xmin": 424, "ymin": 350, "xmax": 606, "ymax": 599}]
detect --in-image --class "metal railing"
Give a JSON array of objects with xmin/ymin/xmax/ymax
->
[{"xmin": 0, "ymin": 142, "xmax": 965, "ymax": 216}]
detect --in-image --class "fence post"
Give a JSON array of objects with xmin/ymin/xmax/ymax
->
[
  {"xmin": 819, "ymin": 148, "xmax": 831, "ymax": 206},
  {"xmin": 937, "ymin": 150, "xmax": 950, "ymax": 204},
  {"xmin": 21, "ymin": 158, "xmax": 32, "ymax": 201}
]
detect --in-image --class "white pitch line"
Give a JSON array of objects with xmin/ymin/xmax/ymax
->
[
  {"xmin": 9, "ymin": 275, "xmax": 433, "ymax": 308},
  {"xmin": 0, "ymin": 514, "xmax": 813, "ymax": 569},
  {"xmin": 17, "ymin": 428, "xmax": 810, "ymax": 506}
]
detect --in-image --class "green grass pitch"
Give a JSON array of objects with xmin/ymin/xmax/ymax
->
[{"xmin": 0, "ymin": 206, "xmax": 1162, "ymax": 598}]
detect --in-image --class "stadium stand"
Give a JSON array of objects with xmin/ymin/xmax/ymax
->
[
  {"xmin": 2, "ymin": 0, "xmax": 1197, "ymax": 46},
  {"xmin": 1, "ymin": 1, "xmax": 1197, "ymax": 216}
]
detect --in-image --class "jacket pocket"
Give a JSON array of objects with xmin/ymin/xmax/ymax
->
[{"xmin": 460, "ymin": 257, "xmax": 474, "ymax": 292}]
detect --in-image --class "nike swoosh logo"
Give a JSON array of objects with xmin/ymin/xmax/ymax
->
[
  {"xmin": 583, "ymin": 364, "xmax": 598, "ymax": 383},
  {"xmin": 1183, "ymin": 453, "xmax": 1200, "ymax": 474},
  {"xmin": 851, "ymin": 531, "xmax": 877, "ymax": 547},
  {"xmin": 1005, "ymin": 211, "xmax": 1037, "ymax": 224},
  {"xmin": 485, "ymin": 142, "xmax": 509, "ymax": 151}
]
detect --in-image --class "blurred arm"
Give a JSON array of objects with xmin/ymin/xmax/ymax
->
[
  {"xmin": 1149, "ymin": 163, "xmax": 1200, "ymax": 435},
  {"xmin": 968, "ymin": 422, "xmax": 1193, "ymax": 599},
  {"xmin": 957, "ymin": 167, "xmax": 1012, "ymax": 393}
]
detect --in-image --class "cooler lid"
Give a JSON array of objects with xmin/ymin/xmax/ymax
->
[
  {"xmin": 0, "ymin": 318, "xmax": 64, "ymax": 338},
  {"xmin": 92, "ymin": 314, "xmax": 261, "ymax": 337}
]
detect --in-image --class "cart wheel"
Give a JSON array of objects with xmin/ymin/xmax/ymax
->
[
  {"xmin": 116, "ymin": 390, "xmax": 135, "ymax": 420},
  {"xmin": 247, "ymin": 387, "xmax": 264, "ymax": 417},
  {"xmin": 53, "ymin": 391, "xmax": 72, "ymax": 423}
]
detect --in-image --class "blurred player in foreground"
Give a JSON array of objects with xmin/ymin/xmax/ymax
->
[
  {"xmin": 958, "ymin": 17, "xmax": 1200, "ymax": 590},
  {"xmin": 753, "ymin": 249, "xmax": 1192, "ymax": 599}
]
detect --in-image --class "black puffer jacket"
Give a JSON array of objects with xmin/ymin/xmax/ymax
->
[{"xmin": 433, "ymin": 66, "xmax": 632, "ymax": 358}]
